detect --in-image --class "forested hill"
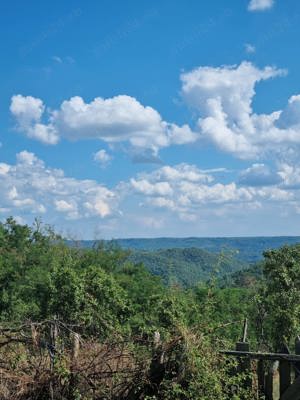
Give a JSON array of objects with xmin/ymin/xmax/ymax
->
[
  {"xmin": 109, "ymin": 236, "xmax": 300, "ymax": 263},
  {"xmin": 76, "ymin": 237, "xmax": 300, "ymax": 287},
  {"xmin": 128, "ymin": 247, "xmax": 246, "ymax": 287}
]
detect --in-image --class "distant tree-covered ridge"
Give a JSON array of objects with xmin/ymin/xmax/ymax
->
[
  {"xmin": 128, "ymin": 247, "xmax": 247, "ymax": 287},
  {"xmin": 70, "ymin": 236, "xmax": 300, "ymax": 289},
  {"xmin": 219, "ymin": 263, "xmax": 263, "ymax": 288},
  {"xmin": 107, "ymin": 236, "xmax": 300, "ymax": 263}
]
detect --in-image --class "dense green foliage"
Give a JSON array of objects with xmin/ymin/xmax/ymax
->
[
  {"xmin": 1, "ymin": 217, "xmax": 300, "ymax": 399},
  {"xmin": 80, "ymin": 236, "xmax": 300, "ymax": 289},
  {"xmin": 219, "ymin": 263, "xmax": 263, "ymax": 288},
  {"xmin": 0, "ymin": 218, "xmax": 251, "ymax": 339},
  {"xmin": 258, "ymin": 245, "xmax": 300, "ymax": 350},
  {"xmin": 128, "ymin": 247, "xmax": 247, "ymax": 287}
]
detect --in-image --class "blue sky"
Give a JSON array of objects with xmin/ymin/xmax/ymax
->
[{"xmin": 1, "ymin": 0, "xmax": 300, "ymax": 238}]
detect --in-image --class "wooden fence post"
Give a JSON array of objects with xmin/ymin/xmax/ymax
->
[
  {"xmin": 49, "ymin": 320, "xmax": 58, "ymax": 400},
  {"xmin": 72, "ymin": 333, "xmax": 80, "ymax": 361},
  {"xmin": 257, "ymin": 359, "xmax": 265, "ymax": 396},
  {"xmin": 295, "ymin": 336, "xmax": 300, "ymax": 378},
  {"xmin": 279, "ymin": 345, "xmax": 291, "ymax": 397},
  {"xmin": 264, "ymin": 361, "xmax": 277, "ymax": 400},
  {"xmin": 69, "ymin": 332, "xmax": 80, "ymax": 400},
  {"xmin": 235, "ymin": 319, "xmax": 251, "ymax": 390}
]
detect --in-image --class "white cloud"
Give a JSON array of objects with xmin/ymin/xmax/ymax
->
[
  {"xmin": 12, "ymin": 62, "xmax": 300, "ymax": 165},
  {"xmin": 52, "ymin": 56, "xmax": 75, "ymax": 64},
  {"xmin": 94, "ymin": 149, "xmax": 113, "ymax": 167},
  {"xmin": 238, "ymin": 163, "xmax": 282, "ymax": 186},
  {"xmin": 0, "ymin": 151, "xmax": 117, "ymax": 221},
  {"xmin": 10, "ymin": 95, "xmax": 59, "ymax": 144},
  {"xmin": 278, "ymin": 164, "xmax": 300, "ymax": 189},
  {"xmin": 245, "ymin": 43, "xmax": 256, "ymax": 54},
  {"xmin": 1, "ymin": 155, "xmax": 300, "ymax": 237},
  {"xmin": 10, "ymin": 62, "xmax": 300, "ymax": 166},
  {"xmin": 131, "ymin": 179, "xmax": 173, "ymax": 197},
  {"xmin": 54, "ymin": 199, "xmax": 75, "ymax": 212},
  {"xmin": 149, "ymin": 163, "xmax": 214, "ymax": 184},
  {"xmin": 17, "ymin": 150, "xmax": 41, "ymax": 165},
  {"xmin": 10, "ymin": 94, "xmax": 197, "ymax": 154},
  {"xmin": 10, "ymin": 95, "xmax": 44, "ymax": 124},
  {"xmin": 275, "ymin": 95, "xmax": 300, "ymax": 129},
  {"xmin": 129, "ymin": 163, "xmax": 292, "ymax": 220},
  {"xmin": 180, "ymin": 61, "xmax": 300, "ymax": 160},
  {"xmin": 0, "ymin": 163, "xmax": 11, "ymax": 175},
  {"xmin": 248, "ymin": 0, "xmax": 274, "ymax": 11},
  {"xmin": 130, "ymin": 148, "xmax": 162, "ymax": 164},
  {"xmin": 52, "ymin": 56, "xmax": 63, "ymax": 64}
]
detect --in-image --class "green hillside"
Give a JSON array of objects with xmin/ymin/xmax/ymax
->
[
  {"xmin": 110, "ymin": 236, "xmax": 300, "ymax": 263},
  {"xmin": 219, "ymin": 263, "xmax": 263, "ymax": 288},
  {"xmin": 128, "ymin": 247, "xmax": 246, "ymax": 287}
]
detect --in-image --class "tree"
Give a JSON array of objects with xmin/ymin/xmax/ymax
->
[{"xmin": 261, "ymin": 245, "xmax": 300, "ymax": 349}]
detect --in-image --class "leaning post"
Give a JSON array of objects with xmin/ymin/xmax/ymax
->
[
  {"xmin": 279, "ymin": 344, "xmax": 291, "ymax": 397},
  {"xmin": 294, "ymin": 336, "xmax": 300, "ymax": 378},
  {"xmin": 235, "ymin": 319, "xmax": 252, "ymax": 390}
]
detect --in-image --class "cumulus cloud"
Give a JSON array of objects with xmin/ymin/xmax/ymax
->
[
  {"xmin": 278, "ymin": 164, "xmax": 300, "ymax": 189},
  {"xmin": 94, "ymin": 149, "xmax": 113, "ymax": 167},
  {"xmin": 238, "ymin": 163, "xmax": 282, "ymax": 186},
  {"xmin": 148, "ymin": 163, "xmax": 214, "ymax": 184},
  {"xmin": 131, "ymin": 179, "xmax": 173, "ymax": 197},
  {"xmin": 248, "ymin": 0, "xmax": 274, "ymax": 11},
  {"xmin": 130, "ymin": 148, "xmax": 163, "ymax": 164},
  {"xmin": 275, "ymin": 95, "xmax": 300, "ymax": 129},
  {"xmin": 12, "ymin": 62, "xmax": 300, "ymax": 165},
  {"xmin": 10, "ymin": 94, "xmax": 197, "ymax": 155},
  {"xmin": 0, "ymin": 151, "xmax": 117, "ymax": 221},
  {"xmin": 180, "ymin": 61, "xmax": 300, "ymax": 160},
  {"xmin": 10, "ymin": 95, "xmax": 59, "ymax": 144},
  {"xmin": 1, "ymin": 153, "xmax": 300, "ymax": 236},
  {"xmin": 129, "ymin": 163, "xmax": 292, "ymax": 221}
]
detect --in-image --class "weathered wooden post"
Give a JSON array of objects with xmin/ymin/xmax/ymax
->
[
  {"xmin": 69, "ymin": 332, "xmax": 80, "ymax": 400},
  {"xmin": 295, "ymin": 336, "xmax": 300, "ymax": 378},
  {"xmin": 72, "ymin": 332, "xmax": 80, "ymax": 361},
  {"xmin": 49, "ymin": 320, "xmax": 58, "ymax": 400},
  {"xmin": 279, "ymin": 344, "xmax": 291, "ymax": 397},
  {"xmin": 257, "ymin": 359, "xmax": 265, "ymax": 396},
  {"xmin": 236, "ymin": 318, "xmax": 249, "ymax": 353},
  {"xmin": 31, "ymin": 323, "xmax": 38, "ymax": 348},
  {"xmin": 50, "ymin": 320, "xmax": 58, "ymax": 365},
  {"xmin": 264, "ymin": 361, "xmax": 277, "ymax": 400},
  {"xmin": 235, "ymin": 319, "xmax": 252, "ymax": 390}
]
